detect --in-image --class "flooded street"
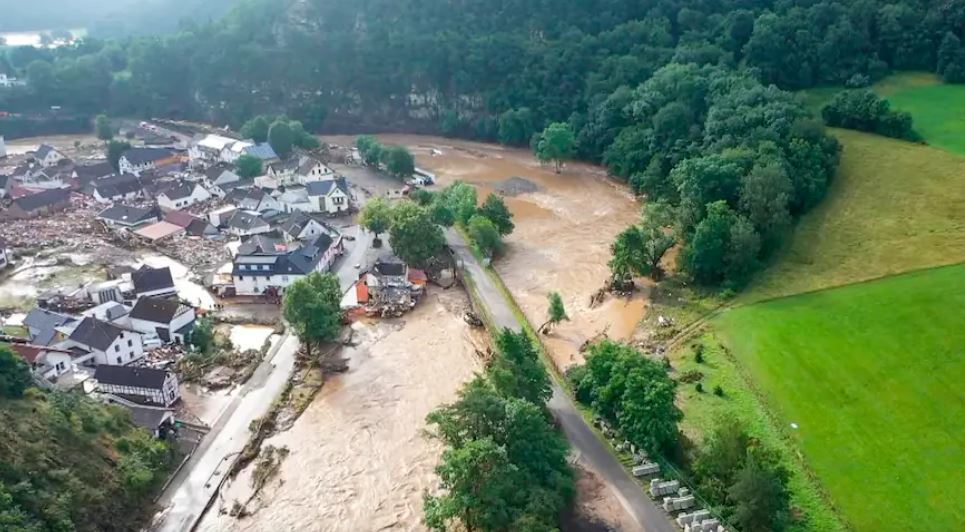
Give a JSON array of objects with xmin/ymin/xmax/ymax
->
[
  {"xmin": 201, "ymin": 288, "xmax": 485, "ymax": 531},
  {"xmin": 379, "ymin": 135, "xmax": 648, "ymax": 371}
]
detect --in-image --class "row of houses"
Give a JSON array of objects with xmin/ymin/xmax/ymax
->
[{"xmin": 6, "ymin": 265, "xmax": 196, "ymax": 405}]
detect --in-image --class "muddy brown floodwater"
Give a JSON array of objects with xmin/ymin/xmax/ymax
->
[
  {"xmin": 376, "ymin": 134, "xmax": 649, "ymax": 371},
  {"xmin": 201, "ymin": 288, "xmax": 486, "ymax": 531}
]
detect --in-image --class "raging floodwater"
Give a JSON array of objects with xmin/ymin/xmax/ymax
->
[
  {"xmin": 201, "ymin": 289, "xmax": 485, "ymax": 531},
  {"xmin": 379, "ymin": 134, "xmax": 648, "ymax": 370}
]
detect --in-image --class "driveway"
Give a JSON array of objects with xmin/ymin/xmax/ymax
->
[{"xmin": 446, "ymin": 229, "xmax": 675, "ymax": 532}]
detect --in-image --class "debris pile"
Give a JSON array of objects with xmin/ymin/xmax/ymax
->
[{"xmin": 0, "ymin": 195, "xmax": 103, "ymax": 248}]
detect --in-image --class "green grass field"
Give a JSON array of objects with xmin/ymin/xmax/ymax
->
[
  {"xmin": 745, "ymin": 128, "xmax": 965, "ymax": 300},
  {"xmin": 886, "ymin": 79, "xmax": 965, "ymax": 156},
  {"xmin": 715, "ymin": 264, "xmax": 965, "ymax": 531}
]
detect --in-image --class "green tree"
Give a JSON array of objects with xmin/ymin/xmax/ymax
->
[
  {"xmin": 425, "ymin": 378, "xmax": 573, "ymax": 530},
  {"xmin": 429, "ymin": 199, "xmax": 456, "ymax": 227},
  {"xmin": 440, "ymin": 182, "xmax": 477, "ymax": 226},
  {"xmin": 268, "ymin": 120, "xmax": 295, "ymax": 158},
  {"xmin": 94, "ymin": 114, "xmax": 113, "ymax": 141},
  {"xmin": 240, "ymin": 115, "xmax": 271, "ymax": 143},
  {"xmin": 107, "ymin": 140, "xmax": 132, "ymax": 172},
  {"xmin": 497, "ymin": 107, "xmax": 536, "ymax": 145},
  {"xmin": 26, "ymin": 60, "xmax": 56, "ymax": 96},
  {"xmin": 694, "ymin": 421, "xmax": 752, "ymax": 504},
  {"xmin": 540, "ymin": 292, "xmax": 568, "ymax": 333},
  {"xmin": 535, "ymin": 122, "xmax": 576, "ymax": 173},
  {"xmin": 467, "ymin": 214, "xmax": 502, "ymax": 257},
  {"xmin": 381, "ymin": 145, "xmax": 415, "ymax": 178},
  {"xmin": 389, "ymin": 201, "xmax": 445, "ymax": 267},
  {"xmin": 681, "ymin": 200, "xmax": 761, "ymax": 288},
  {"xmin": 0, "ymin": 345, "xmax": 32, "ymax": 398},
  {"xmin": 728, "ymin": 452, "xmax": 791, "ymax": 532},
  {"xmin": 359, "ymin": 197, "xmax": 393, "ymax": 241},
  {"xmin": 489, "ymin": 329, "xmax": 551, "ymax": 404},
  {"xmin": 478, "ymin": 194, "xmax": 514, "ymax": 235},
  {"xmin": 424, "ymin": 437, "xmax": 522, "ymax": 531},
  {"xmin": 235, "ymin": 154, "xmax": 263, "ymax": 178},
  {"xmin": 282, "ymin": 272, "xmax": 342, "ymax": 354},
  {"xmin": 356, "ymin": 135, "xmax": 384, "ymax": 166},
  {"xmin": 188, "ymin": 317, "xmax": 215, "ymax": 354},
  {"xmin": 739, "ymin": 158, "xmax": 792, "ymax": 245},
  {"xmin": 576, "ymin": 341, "xmax": 681, "ymax": 454},
  {"xmin": 612, "ymin": 200, "xmax": 677, "ymax": 281}
]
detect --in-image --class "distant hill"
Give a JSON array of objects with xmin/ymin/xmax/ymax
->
[{"xmin": 1, "ymin": 0, "xmax": 238, "ymax": 37}]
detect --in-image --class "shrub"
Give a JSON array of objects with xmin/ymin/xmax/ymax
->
[{"xmin": 714, "ymin": 385, "xmax": 724, "ymax": 397}]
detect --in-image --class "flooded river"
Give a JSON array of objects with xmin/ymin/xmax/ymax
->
[
  {"xmin": 201, "ymin": 288, "xmax": 485, "ymax": 531},
  {"xmin": 378, "ymin": 134, "xmax": 648, "ymax": 370}
]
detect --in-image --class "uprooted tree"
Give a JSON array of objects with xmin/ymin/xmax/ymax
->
[{"xmin": 539, "ymin": 291, "xmax": 568, "ymax": 333}]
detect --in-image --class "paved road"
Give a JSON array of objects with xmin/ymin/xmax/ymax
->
[
  {"xmin": 331, "ymin": 224, "xmax": 375, "ymax": 294},
  {"xmin": 446, "ymin": 229, "xmax": 675, "ymax": 532},
  {"xmin": 152, "ymin": 332, "xmax": 299, "ymax": 532}
]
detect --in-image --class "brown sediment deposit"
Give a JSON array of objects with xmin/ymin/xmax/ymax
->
[
  {"xmin": 377, "ymin": 134, "xmax": 649, "ymax": 371},
  {"xmin": 200, "ymin": 288, "xmax": 486, "ymax": 531}
]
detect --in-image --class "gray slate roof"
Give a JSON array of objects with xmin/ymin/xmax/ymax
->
[
  {"xmin": 97, "ymin": 205, "xmax": 158, "ymax": 225},
  {"xmin": 13, "ymin": 188, "xmax": 70, "ymax": 212},
  {"xmin": 160, "ymin": 182, "xmax": 197, "ymax": 200},
  {"xmin": 95, "ymin": 365, "xmax": 168, "ymax": 389},
  {"xmin": 69, "ymin": 317, "xmax": 125, "ymax": 351},
  {"xmin": 129, "ymin": 296, "xmax": 187, "ymax": 324},
  {"xmin": 132, "ymin": 266, "xmax": 175, "ymax": 294},
  {"xmin": 306, "ymin": 177, "xmax": 347, "ymax": 197},
  {"xmin": 94, "ymin": 174, "xmax": 142, "ymax": 198}
]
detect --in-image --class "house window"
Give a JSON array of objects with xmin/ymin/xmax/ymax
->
[
  {"xmin": 239, "ymin": 275, "xmax": 244, "ymax": 280},
  {"xmin": 115, "ymin": 345, "xmax": 120, "ymax": 352},
  {"xmin": 116, "ymin": 357, "xmax": 122, "ymax": 364},
  {"xmin": 128, "ymin": 340, "xmax": 133, "ymax": 347}
]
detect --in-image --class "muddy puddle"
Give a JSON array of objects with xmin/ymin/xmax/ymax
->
[
  {"xmin": 228, "ymin": 324, "xmax": 274, "ymax": 351},
  {"xmin": 201, "ymin": 288, "xmax": 486, "ymax": 531},
  {"xmin": 137, "ymin": 254, "xmax": 215, "ymax": 309},
  {"xmin": 372, "ymin": 135, "xmax": 648, "ymax": 370}
]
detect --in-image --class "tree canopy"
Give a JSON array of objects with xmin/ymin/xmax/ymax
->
[
  {"xmin": 535, "ymin": 122, "xmax": 576, "ymax": 173},
  {"xmin": 235, "ymin": 154, "xmax": 263, "ymax": 178},
  {"xmin": 425, "ymin": 326, "xmax": 572, "ymax": 530},
  {"xmin": 359, "ymin": 196, "xmax": 393, "ymax": 239},
  {"xmin": 94, "ymin": 114, "xmax": 112, "ymax": 140},
  {"xmin": 282, "ymin": 272, "xmax": 342, "ymax": 352},
  {"xmin": 574, "ymin": 340, "xmax": 681, "ymax": 455},
  {"xmin": 478, "ymin": 193, "xmax": 515, "ymax": 236},
  {"xmin": 389, "ymin": 201, "xmax": 445, "ymax": 267}
]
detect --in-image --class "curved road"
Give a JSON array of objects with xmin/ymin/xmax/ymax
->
[{"xmin": 447, "ymin": 229, "xmax": 675, "ymax": 532}]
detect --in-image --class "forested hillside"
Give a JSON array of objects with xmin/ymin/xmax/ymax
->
[
  {"xmin": 0, "ymin": 347, "xmax": 175, "ymax": 531},
  {"xmin": 6, "ymin": 0, "xmax": 965, "ymax": 134}
]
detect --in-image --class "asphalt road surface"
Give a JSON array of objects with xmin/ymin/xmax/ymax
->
[{"xmin": 446, "ymin": 228, "xmax": 676, "ymax": 532}]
